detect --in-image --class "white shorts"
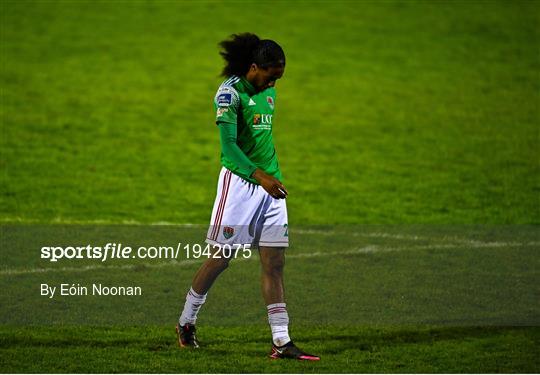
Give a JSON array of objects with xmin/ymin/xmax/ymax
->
[{"xmin": 205, "ymin": 167, "xmax": 289, "ymax": 248}]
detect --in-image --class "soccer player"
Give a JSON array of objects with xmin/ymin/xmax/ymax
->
[{"xmin": 176, "ymin": 33, "xmax": 320, "ymax": 361}]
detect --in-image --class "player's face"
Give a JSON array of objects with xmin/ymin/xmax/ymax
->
[{"xmin": 250, "ymin": 64, "xmax": 285, "ymax": 92}]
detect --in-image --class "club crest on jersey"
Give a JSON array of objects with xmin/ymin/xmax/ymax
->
[
  {"xmin": 266, "ymin": 96, "xmax": 274, "ymax": 110},
  {"xmin": 223, "ymin": 226, "xmax": 234, "ymax": 239}
]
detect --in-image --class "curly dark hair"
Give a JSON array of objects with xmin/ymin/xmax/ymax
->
[{"xmin": 219, "ymin": 33, "xmax": 285, "ymax": 77}]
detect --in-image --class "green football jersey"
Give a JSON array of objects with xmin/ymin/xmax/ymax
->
[{"xmin": 214, "ymin": 75, "xmax": 281, "ymax": 184}]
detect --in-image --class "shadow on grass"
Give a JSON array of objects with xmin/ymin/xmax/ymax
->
[
  {"xmin": 297, "ymin": 326, "xmax": 539, "ymax": 354},
  {"xmin": 1, "ymin": 326, "xmax": 537, "ymax": 355}
]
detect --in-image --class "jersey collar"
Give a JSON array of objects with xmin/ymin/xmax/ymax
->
[{"xmin": 240, "ymin": 76, "xmax": 257, "ymax": 96}]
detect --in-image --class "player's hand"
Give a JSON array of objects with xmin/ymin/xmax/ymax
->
[{"xmin": 252, "ymin": 169, "xmax": 288, "ymax": 199}]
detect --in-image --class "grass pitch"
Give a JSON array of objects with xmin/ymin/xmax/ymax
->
[
  {"xmin": 1, "ymin": 326, "xmax": 539, "ymax": 373},
  {"xmin": 1, "ymin": 0, "xmax": 538, "ymax": 225},
  {"xmin": 1, "ymin": 0, "xmax": 539, "ymax": 373}
]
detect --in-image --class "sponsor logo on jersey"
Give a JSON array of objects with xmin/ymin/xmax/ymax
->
[
  {"xmin": 248, "ymin": 98, "xmax": 256, "ymax": 106},
  {"xmin": 223, "ymin": 226, "xmax": 234, "ymax": 239},
  {"xmin": 267, "ymin": 96, "xmax": 274, "ymax": 110},
  {"xmin": 217, "ymin": 93, "xmax": 232, "ymax": 107},
  {"xmin": 216, "ymin": 107, "xmax": 228, "ymax": 117},
  {"xmin": 253, "ymin": 114, "xmax": 272, "ymax": 125},
  {"xmin": 253, "ymin": 114, "xmax": 272, "ymax": 129}
]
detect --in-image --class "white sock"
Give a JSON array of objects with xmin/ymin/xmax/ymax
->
[
  {"xmin": 179, "ymin": 287, "xmax": 207, "ymax": 326},
  {"xmin": 267, "ymin": 303, "xmax": 291, "ymax": 346}
]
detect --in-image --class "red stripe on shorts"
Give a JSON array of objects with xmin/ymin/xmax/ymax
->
[
  {"xmin": 210, "ymin": 171, "xmax": 228, "ymax": 240},
  {"xmin": 213, "ymin": 170, "xmax": 232, "ymax": 240},
  {"xmin": 211, "ymin": 170, "xmax": 231, "ymax": 241}
]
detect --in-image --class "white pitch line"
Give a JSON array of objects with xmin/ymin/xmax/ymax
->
[
  {"xmin": 0, "ymin": 258, "xmax": 204, "ymax": 276},
  {"xmin": 1, "ymin": 241, "xmax": 538, "ymax": 276},
  {"xmin": 2, "ymin": 217, "xmax": 537, "ymax": 247},
  {"xmin": 0, "ymin": 217, "xmax": 197, "ymax": 226},
  {"xmin": 293, "ymin": 229, "xmax": 540, "ymax": 246},
  {"xmin": 293, "ymin": 228, "xmax": 428, "ymax": 241}
]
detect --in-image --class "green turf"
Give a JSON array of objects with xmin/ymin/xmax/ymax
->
[
  {"xmin": 1, "ymin": 0, "xmax": 539, "ymax": 225},
  {"xmin": 1, "ymin": 326, "xmax": 539, "ymax": 373},
  {"xmin": 1, "ymin": 0, "xmax": 539, "ymax": 373}
]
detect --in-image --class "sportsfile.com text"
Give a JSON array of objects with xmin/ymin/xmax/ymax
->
[{"xmin": 40, "ymin": 243, "xmax": 253, "ymax": 262}]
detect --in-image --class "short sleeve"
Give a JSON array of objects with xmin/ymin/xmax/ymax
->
[{"xmin": 214, "ymin": 85, "xmax": 240, "ymax": 125}]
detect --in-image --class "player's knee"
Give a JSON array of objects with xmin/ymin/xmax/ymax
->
[{"xmin": 261, "ymin": 256, "xmax": 285, "ymax": 275}]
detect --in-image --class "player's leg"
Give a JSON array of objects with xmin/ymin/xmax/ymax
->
[
  {"xmin": 178, "ymin": 252, "xmax": 231, "ymax": 326},
  {"xmin": 257, "ymin": 197, "xmax": 319, "ymax": 360},
  {"xmin": 259, "ymin": 246, "xmax": 319, "ymax": 360},
  {"xmin": 191, "ymin": 253, "xmax": 231, "ymax": 295},
  {"xmin": 259, "ymin": 246, "xmax": 285, "ymax": 305},
  {"xmin": 257, "ymin": 197, "xmax": 290, "ymax": 347},
  {"xmin": 259, "ymin": 246, "xmax": 288, "ymax": 342},
  {"xmin": 176, "ymin": 250, "xmax": 231, "ymax": 348}
]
